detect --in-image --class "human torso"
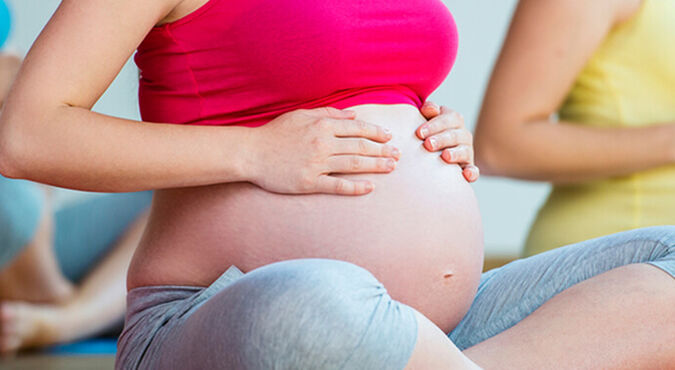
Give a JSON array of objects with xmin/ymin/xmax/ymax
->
[
  {"xmin": 128, "ymin": 0, "xmax": 484, "ymax": 333},
  {"xmin": 527, "ymin": 0, "xmax": 675, "ymax": 254}
]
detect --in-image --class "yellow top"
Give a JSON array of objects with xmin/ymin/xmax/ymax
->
[{"xmin": 525, "ymin": 0, "xmax": 675, "ymax": 256}]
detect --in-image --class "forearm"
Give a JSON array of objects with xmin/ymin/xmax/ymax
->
[
  {"xmin": 476, "ymin": 119, "xmax": 675, "ymax": 184},
  {"xmin": 472, "ymin": 0, "xmax": 665, "ymax": 184},
  {"xmin": 0, "ymin": 105, "xmax": 254, "ymax": 192}
]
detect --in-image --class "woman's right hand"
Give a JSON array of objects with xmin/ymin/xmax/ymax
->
[{"xmin": 247, "ymin": 107, "xmax": 401, "ymax": 195}]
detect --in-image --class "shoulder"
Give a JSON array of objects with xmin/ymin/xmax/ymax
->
[
  {"xmin": 615, "ymin": 0, "xmax": 644, "ymax": 22},
  {"xmin": 516, "ymin": 0, "xmax": 642, "ymax": 23}
]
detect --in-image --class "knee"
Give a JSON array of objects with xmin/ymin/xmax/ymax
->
[
  {"xmin": 249, "ymin": 258, "xmax": 383, "ymax": 300},
  {"xmin": 199, "ymin": 259, "xmax": 417, "ymax": 369},
  {"xmin": 231, "ymin": 259, "xmax": 389, "ymax": 331},
  {"xmin": 0, "ymin": 177, "xmax": 45, "ymax": 267},
  {"xmin": 631, "ymin": 226, "xmax": 675, "ymax": 251}
]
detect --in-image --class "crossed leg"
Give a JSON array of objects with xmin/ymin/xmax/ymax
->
[
  {"xmin": 0, "ymin": 187, "xmax": 151, "ymax": 354},
  {"xmin": 451, "ymin": 226, "xmax": 675, "ymax": 369},
  {"xmin": 117, "ymin": 227, "xmax": 673, "ymax": 369}
]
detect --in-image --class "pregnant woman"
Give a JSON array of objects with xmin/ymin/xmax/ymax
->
[{"xmin": 0, "ymin": 1, "xmax": 673, "ymax": 369}]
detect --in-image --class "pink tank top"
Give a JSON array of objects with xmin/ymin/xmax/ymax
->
[{"xmin": 135, "ymin": 0, "xmax": 458, "ymax": 127}]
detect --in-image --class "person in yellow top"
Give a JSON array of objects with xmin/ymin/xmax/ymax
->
[{"xmin": 475, "ymin": 0, "xmax": 675, "ymax": 256}]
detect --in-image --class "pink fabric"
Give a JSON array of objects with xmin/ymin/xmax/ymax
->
[{"xmin": 135, "ymin": 0, "xmax": 458, "ymax": 127}]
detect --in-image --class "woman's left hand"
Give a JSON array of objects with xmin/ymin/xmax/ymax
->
[{"xmin": 416, "ymin": 101, "xmax": 480, "ymax": 182}]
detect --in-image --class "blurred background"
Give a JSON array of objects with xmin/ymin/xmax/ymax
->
[{"xmin": 1, "ymin": 0, "xmax": 544, "ymax": 258}]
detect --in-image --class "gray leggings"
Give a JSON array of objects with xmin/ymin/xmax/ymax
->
[{"xmin": 116, "ymin": 226, "xmax": 675, "ymax": 370}]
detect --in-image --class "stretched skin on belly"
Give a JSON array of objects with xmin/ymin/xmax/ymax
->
[{"xmin": 131, "ymin": 104, "xmax": 484, "ymax": 333}]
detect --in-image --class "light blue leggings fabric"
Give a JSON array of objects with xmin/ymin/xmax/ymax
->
[
  {"xmin": 0, "ymin": 177, "xmax": 44, "ymax": 268},
  {"xmin": 0, "ymin": 175, "xmax": 152, "ymax": 282},
  {"xmin": 116, "ymin": 226, "xmax": 674, "ymax": 370}
]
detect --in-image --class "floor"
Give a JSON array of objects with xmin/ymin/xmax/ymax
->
[{"xmin": 0, "ymin": 356, "xmax": 114, "ymax": 370}]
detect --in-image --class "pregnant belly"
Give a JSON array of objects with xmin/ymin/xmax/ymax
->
[{"xmin": 129, "ymin": 104, "xmax": 484, "ymax": 332}]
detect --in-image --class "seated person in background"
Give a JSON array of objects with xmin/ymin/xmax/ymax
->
[
  {"xmin": 0, "ymin": 52, "xmax": 152, "ymax": 354},
  {"xmin": 0, "ymin": 177, "xmax": 151, "ymax": 354},
  {"xmin": 474, "ymin": 0, "xmax": 675, "ymax": 256}
]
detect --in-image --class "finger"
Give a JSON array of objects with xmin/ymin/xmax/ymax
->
[
  {"xmin": 424, "ymin": 129, "xmax": 473, "ymax": 152},
  {"xmin": 332, "ymin": 119, "xmax": 392, "ymax": 143},
  {"xmin": 335, "ymin": 139, "xmax": 401, "ymax": 160},
  {"xmin": 307, "ymin": 106, "xmax": 357, "ymax": 120},
  {"xmin": 417, "ymin": 107, "xmax": 465, "ymax": 139},
  {"xmin": 327, "ymin": 155, "xmax": 397, "ymax": 174},
  {"xmin": 462, "ymin": 165, "xmax": 480, "ymax": 183},
  {"xmin": 420, "ymin": 101, "xmax": 441, "ymax": 119},
  {"xmin": 441, "ymin": 146, "xmax": 474, "ymax": 165},
  {"xmin": 316, "ymin": 176, "xmax": 374, "ymax": 196}
]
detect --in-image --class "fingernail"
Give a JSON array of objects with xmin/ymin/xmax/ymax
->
[
  {"xmin": 383, "ymin": 128, "xmax": 392, "ymax": 137},
  {"xmin": 466, "ymin": 168, "xmax": 477, "ymax": 182},
  {"xmin": 428, "ymin": 137, "xmax": 437, "ymax": 150},
  {"xmin": 387, "ymin": 159, "xmax": 396, "ymax": 170},
  {"xmin": 391, "ymin": 148, "xmax": 401, "ymax": 159},
  {"xmin": 365, "ymin": 182, "xmax": 374, "ymax": 192},
  {"xmin": 420, "ymin": 127, "xmax": 429, "ymax": 138}
]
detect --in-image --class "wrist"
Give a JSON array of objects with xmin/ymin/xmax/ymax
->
[
  {"xmin": 659, "ymin": 124, "xmax": 675, "ymax": 164},
  {"xmin": 226, "ymin": 126, "xmax": 261, "ymax": 184},
  {"xmin": 668, "ymin": 125, "xmax": 675, "ymax": 164}
]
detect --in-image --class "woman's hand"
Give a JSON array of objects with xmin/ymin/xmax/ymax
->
[
  {"xmin": 248, "ymin": 107, "xmax": 401, "ymax": 196},
  {"xmin": 416, "ymin": 101, "xmax": 480, "ymax": 182}
]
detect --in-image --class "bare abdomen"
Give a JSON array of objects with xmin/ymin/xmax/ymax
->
[{"xmin": 129, "ymin": 104, "xmax": 484, "ymax": 332}]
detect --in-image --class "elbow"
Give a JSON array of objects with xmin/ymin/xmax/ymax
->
[
  {"xmin": 475, "ymin": 148, "xmax": 500, "ymax": 177},
  {"xmin": 474, "ymin": 132, "xmax": 512, "ymax": 177},
  {"xmin": 0, "ymin": 113, "xmax": 30, "ymax": 180},
  {"xmin": 474, "ymin": 135, "xmax": 502, "ymax": 176},
  {"xmin": 0, "ymin": 149, "xmax": 18, "ymax": 179},
  {"xmin": 0, "ymin": 153, "xmax": 22, "ymax": 181}
]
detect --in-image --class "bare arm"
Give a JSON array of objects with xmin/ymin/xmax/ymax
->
[
  {"xmin": 474, "ymin": 0, "xmax": 675, "ymax": 184},
  {"xmin": 0, "ymin": 54, "xmax": 21, "ymax": 108},
  {"xmin": 0, "ymin": 0, "xmax": 250, "ymax": 192},
  {"xmin": 0, "ymin": 0, "xmax": 397, "ymax": 194}
]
